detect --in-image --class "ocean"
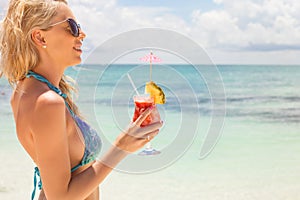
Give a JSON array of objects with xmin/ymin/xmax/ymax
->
[{"xmin": 0, "ymin": 64, "xmax": 300, "ymax": 199}]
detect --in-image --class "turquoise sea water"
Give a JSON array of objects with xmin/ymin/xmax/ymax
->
[{"xmin": 1, "ymin": 65, "xmax": 300, "ymax": 199}]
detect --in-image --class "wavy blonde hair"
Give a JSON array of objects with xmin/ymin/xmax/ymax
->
[{"xmin": 0, "ymin": 0, "xmax": 79, "ymax": 115}]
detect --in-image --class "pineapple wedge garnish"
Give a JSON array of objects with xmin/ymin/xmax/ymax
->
[{"xmin": 145, "ymin": 81, "xmax": 166, "ymax": 104}]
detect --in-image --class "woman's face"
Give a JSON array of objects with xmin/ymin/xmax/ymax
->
[{"xmin": 43, "ymin": 3, "xmax": 86, "ymax": 68}]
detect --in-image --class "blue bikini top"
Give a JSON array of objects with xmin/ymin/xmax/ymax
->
[{"xmin": 26, "ymin": 70, "xmax": 102, "ymax": 200}]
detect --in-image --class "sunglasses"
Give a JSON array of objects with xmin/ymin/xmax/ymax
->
[{"xmin": 49, "ymin": 18, "xmax": 81, "ymax": 37}]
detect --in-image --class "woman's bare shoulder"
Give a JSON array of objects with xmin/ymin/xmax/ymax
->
[
  {"xmin": 35, "ymin": 89, "xmax": 65, "ymax": 108},
  {"xmin": 11, "ymin": 81, "xmax": 64, "ymax": 113},
  {"xmin": 32, "ymin": 90, "xmax": 66, "ymax": 127}
]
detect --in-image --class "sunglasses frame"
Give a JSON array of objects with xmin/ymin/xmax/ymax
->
[{"xmin": 49, "ymin": 18, "xmax": 81, "ymax": 37}]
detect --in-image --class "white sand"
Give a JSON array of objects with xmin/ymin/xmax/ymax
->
[
  {"xmin": 2, "ymin": 146, "xmax": 300, "ymax": 200},
  {"xmin": 1, "ymin": 119, "xmax": 300, "ymax": 199}
]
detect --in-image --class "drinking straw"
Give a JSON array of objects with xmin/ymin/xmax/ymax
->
[
  {"xmin": 150, "ymin": 56, "xmax": 152, "ymax": 81},
  {"xmin": 127, "ymin": 73, "xmax": 140, "ymax": 95}
]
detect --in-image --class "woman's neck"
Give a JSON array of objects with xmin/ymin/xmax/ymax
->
[{"xmin": 33, "ymin": 62, "xmax": 65, "ymax": 87}]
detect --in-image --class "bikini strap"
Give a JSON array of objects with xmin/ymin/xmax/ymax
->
[
  {"xmin": 26, "ymin": 71, "xmax": 67, "ymax": 99},
  {"xmin": 31, "ymin": 167, "xmax": 42, "ymax": 200},
  {"xmin": 26, "ymin": 70, "xmax": 76, "ymax": 117}
]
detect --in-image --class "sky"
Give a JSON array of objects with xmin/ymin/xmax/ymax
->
[{"xmin": 1, "ymin": 0, "xmax": 300, "ymax": 64}]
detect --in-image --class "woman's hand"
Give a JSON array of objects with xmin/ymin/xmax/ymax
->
[{"xmin": 114, "ymin": 106, "xmax": 163, "ymax": 153}]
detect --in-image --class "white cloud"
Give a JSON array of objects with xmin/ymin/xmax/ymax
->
[
  {"xmin": 0, "ymin": 0, "xmax": 8, "ymax": 18},
  {"xmin": 189, "ymin": 0, "xmax": 300, "ymax": 55},
  {"xmin": 68, "ymin": 0, "xmax": 300, "ymax": 54},
  {"xmin": 1, "ymin": 0, "xmax": 300, "ymax": 64},
  {"xmin": 191, "ymin": 10, "xmax": 245, "ymax": 48},
  {"xmin": 69, "ymin": 0, "xmax": 116, "ymax": 10},
  {"xmin": 68, "ymin": 0, "xmax": 190, "ymax": 50},
  {"xmin": 213, "ymin": 0, "xmax": 224, "ymax": 5}
]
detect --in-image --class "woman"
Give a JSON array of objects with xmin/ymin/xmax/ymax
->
[{"xmin": 0, "ymin": 0, "xmax": 163, "ymax": 199}]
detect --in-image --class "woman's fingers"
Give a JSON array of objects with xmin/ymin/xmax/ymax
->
[
  {"xmin": 143, "ymin": 129, "xmax": 160, "ymax": 141},
  {"xmin": 133, "ymin": 106, "xmax": 154, "ymax": 127},
  {"xmin": 117, "ymin": 120, "xmax": 163, "ymax": 153},
  {"xmin": 134, "ymin": 121, "xmax": 163, "ymax": 138}
]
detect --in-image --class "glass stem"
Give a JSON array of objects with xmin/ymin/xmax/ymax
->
[{"xmin": 146, "ymin": 142, "xmax": 152, "ymax": 150}]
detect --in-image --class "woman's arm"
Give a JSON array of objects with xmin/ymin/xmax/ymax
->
[
  {"xmin": 31, "ymin": 91, "xmax": 72, "ymax": 199},
  {"xmin": 67, "ymin": 106, "xmax": 162, "ymax": 199},
  {"xmin": 31, "ymin": 92, "xmax": 162, "ymax": 200}
]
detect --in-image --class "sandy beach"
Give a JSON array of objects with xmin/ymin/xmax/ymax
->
[{"xmin": 1, "ymin": 117, "xmax": 300, "ymax": 200}]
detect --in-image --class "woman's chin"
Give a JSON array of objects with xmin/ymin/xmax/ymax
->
[{"xmin": 68, "ymin": 58, "xmax": 82, "ymax": 67}]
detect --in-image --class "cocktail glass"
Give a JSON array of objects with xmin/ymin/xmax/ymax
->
[{"xmin": 132, "ymin": 94, "xmax": 161, "ymax": 155}]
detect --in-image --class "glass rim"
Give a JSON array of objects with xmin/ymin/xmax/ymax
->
[{"xmin": 133, "ymin": 94, "xmax": 154, "ymax": 102}]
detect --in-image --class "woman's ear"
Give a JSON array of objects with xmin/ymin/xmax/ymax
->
[{"xmin": 31, "ymin": 30, "xmax": 47, "ymax": 48}]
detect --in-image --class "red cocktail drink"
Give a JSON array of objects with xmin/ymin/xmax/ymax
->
[{"xmin": 133, "ymin": 95, "xmax": 160, "ymax": 127}]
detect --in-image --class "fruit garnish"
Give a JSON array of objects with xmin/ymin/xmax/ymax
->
[{"xmin": 145, "ymin": 81, "xmax": 166, "ymax": 104}]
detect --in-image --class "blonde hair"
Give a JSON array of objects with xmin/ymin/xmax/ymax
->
[{"xmin": 0, "ymin": 0, "xmax": 79, "ymax": 115}]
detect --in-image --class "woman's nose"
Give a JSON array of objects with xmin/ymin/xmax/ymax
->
[{"xmin": 78, "ymin": 28, "xmax": 86, "ymax": 40}]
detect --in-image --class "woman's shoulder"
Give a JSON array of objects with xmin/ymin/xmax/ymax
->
[
  {"xmin": 30, "ymin": 90, "xmax": 67, "ymax": 136},
  {"xmin": 11, "ymin": 81, "xmax": 64, "ymax": 118},
  {"xmin": 35, "ymin": 89, "xmax": 65, "ymax": 107},
  {"xmin": 15, "ymin": 80, "xmax": 66, "ymax": 125},
  {"xmin": 33, "ymin": 89, "xmax": 66, "ymax": 120}
]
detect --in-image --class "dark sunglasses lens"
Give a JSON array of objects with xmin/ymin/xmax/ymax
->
[{"xmin": 68, "ymin": 19, "xmax": 79, "ymax": 37}]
